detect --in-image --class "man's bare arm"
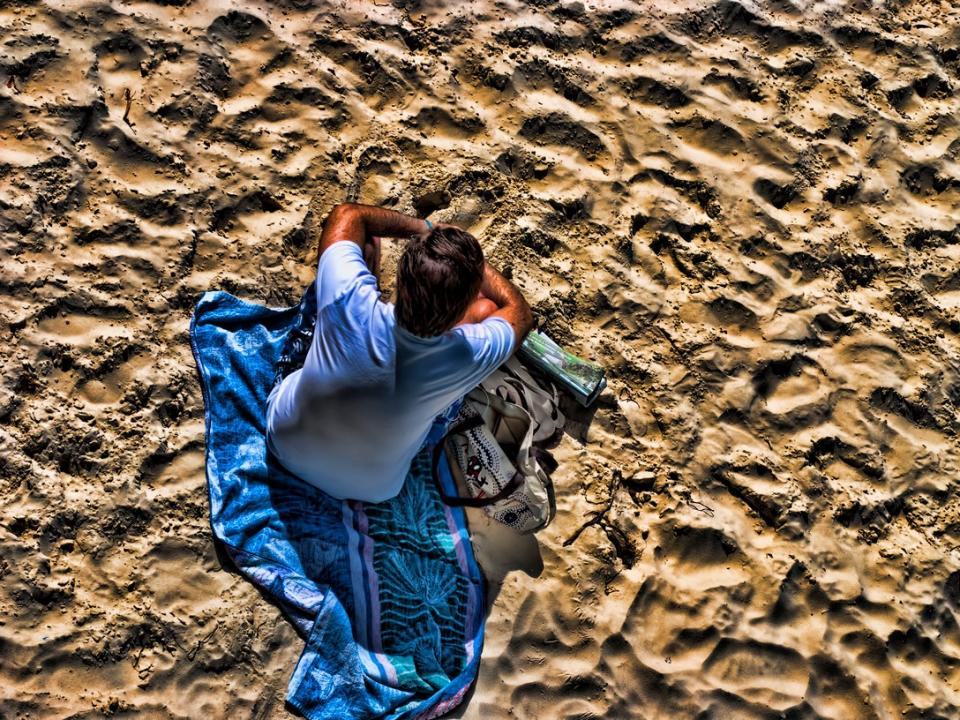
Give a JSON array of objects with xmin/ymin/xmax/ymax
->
[
  {"xmin": 318, "ymin": 202, "xmax": 428, "ymax": 257},
  {"xmin": 479, "ymin": 262, "xmax": 534, "ymax": 347}
]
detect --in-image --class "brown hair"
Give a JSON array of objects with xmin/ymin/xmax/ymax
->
[{"xmin": 395, "ymin": 226, "xmax": 484, "ymax": 337}]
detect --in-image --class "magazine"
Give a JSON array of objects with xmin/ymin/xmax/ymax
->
[{"xmin": 519, "ymin": 330, "xmax": 606, "ymax": 406}]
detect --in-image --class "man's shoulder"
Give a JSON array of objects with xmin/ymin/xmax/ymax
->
[
  {"xmin": 319, "ymin": 286, "xmax": 396, "ymax": 363},
  {"xmin": 445, "ymin": 317, "xmax": 515, "ymax": 366},
  {"xmin": 316, "ymin": 240, "xmax": 374, "ymax": 310}
]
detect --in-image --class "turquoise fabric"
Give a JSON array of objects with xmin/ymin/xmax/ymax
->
[{"xmin": 190, "ymin": 283, "xmax": 485, "ymax": 719}]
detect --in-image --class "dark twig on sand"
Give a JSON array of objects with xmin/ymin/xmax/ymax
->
[
  {"xmin": 122, "ymin": 87, "xmax": 134, "ymax": 127},
  {"xmin": 6, "ymin": 75, "xmax": 21, "ymax": 93},
  {"xmin": 686, "ymin": 496, "xmax": 715, "ymax": 517},
  {"xmin": 186, "ymin": 621, "xmax": 220, "ymax": 661},
  {"xmin": 563, "ymin": 469, "xmax": 638, "ymax": 574}
]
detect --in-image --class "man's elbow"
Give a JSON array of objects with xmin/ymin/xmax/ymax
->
[
  {"xmin": 325, "ymin": 203, "xmax": 358, "ymax": 228},
  {"xmin": 331, "ymin": 202, "xmax": 359, "ymax": 213}
]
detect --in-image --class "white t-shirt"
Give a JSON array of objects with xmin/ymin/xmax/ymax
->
[{"xmin": 265, "ymin": 241, "xmax": 516, "ymax": 503}]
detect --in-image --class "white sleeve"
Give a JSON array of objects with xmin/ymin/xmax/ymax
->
[
  {"xmin": 316, "ymin": 241, "xmax": 374, "ymax": 310},
  {"xmin": 448, "ymin": 316, "xmax": 517, "ymax": 391}
]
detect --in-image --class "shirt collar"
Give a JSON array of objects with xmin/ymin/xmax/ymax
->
[{"xmin": 394, "ymin": 322, "xmax": 447, "ymax": 346}]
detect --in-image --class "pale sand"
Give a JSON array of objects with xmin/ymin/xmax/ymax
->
[{"xmin": 2, "ymin": 0, "xmax": 960, "ymax": 717}]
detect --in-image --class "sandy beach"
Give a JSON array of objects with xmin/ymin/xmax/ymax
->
[{"xmin": 2, "ymin": 0, "xmax": 960, "ymax": 716}]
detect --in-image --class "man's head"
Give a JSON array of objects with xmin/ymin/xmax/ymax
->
[{"xmin": 395, "ymin": 225, "xmax": 484, "ymax": 337}]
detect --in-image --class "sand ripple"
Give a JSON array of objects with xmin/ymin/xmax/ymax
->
[{"xmin": 2, "ymin": 0, "xmax": 960, "ymax": 717}]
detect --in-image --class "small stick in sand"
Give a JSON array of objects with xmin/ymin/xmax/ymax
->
[
  {"xmin": 6, "ymin": 75, "xmax": 20, "ymax": 93},
  {"xmin": 122, "ymin": 87, "xmax": 134, "ymax": 127}
]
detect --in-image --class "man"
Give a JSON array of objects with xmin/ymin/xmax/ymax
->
[{"xmin": 266, "ymin": 202, "xmax": 534, "ymax": 503}]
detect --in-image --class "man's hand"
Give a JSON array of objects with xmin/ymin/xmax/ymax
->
[{"xmin": 477, "ymin": 263, "xmax": 534, "ymax": 347}]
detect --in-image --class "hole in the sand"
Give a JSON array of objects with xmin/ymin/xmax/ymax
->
[
  {"xmin": 413, "ymin": 190, "xmax": 450, "ymax": 218},
  {"xmin": 753, "ymin": 178, "xmax": 797, "ymax": 209}
]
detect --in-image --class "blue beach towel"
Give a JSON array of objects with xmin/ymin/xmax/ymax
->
[{"xmin": 190, "ymin": 283, "xmax": 485, "ymax": 719}]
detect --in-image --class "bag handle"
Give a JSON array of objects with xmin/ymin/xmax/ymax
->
[
  {"xmin": 482, "ymin": 358, "xmax": 564, "ymax": 442},
  {"xmin": 431, "ymin": 416, "xmax": 525, "ymax": 507}
]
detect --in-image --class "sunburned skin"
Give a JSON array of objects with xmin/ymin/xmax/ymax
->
[
  {"xmin": 322, "ymin": 202, "xmax": 533, "ymax": 343},
  {"xmin": 458, "ymin": 291, "xmax": 498, "ymax": 326}
]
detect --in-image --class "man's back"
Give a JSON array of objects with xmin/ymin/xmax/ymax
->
[{"xmin": 266, "ymin": 242, "xmax": 515, "ymax": 502}]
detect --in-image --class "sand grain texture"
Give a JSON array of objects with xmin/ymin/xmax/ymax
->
[{"xmin": 2, "ymin": 0, "xmax": 960, "ymax": 717}]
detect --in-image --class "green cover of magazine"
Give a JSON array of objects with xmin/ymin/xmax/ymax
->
[{"xmin": 519, "ymin": 330, "xmax": 607, "ymax": 407}]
